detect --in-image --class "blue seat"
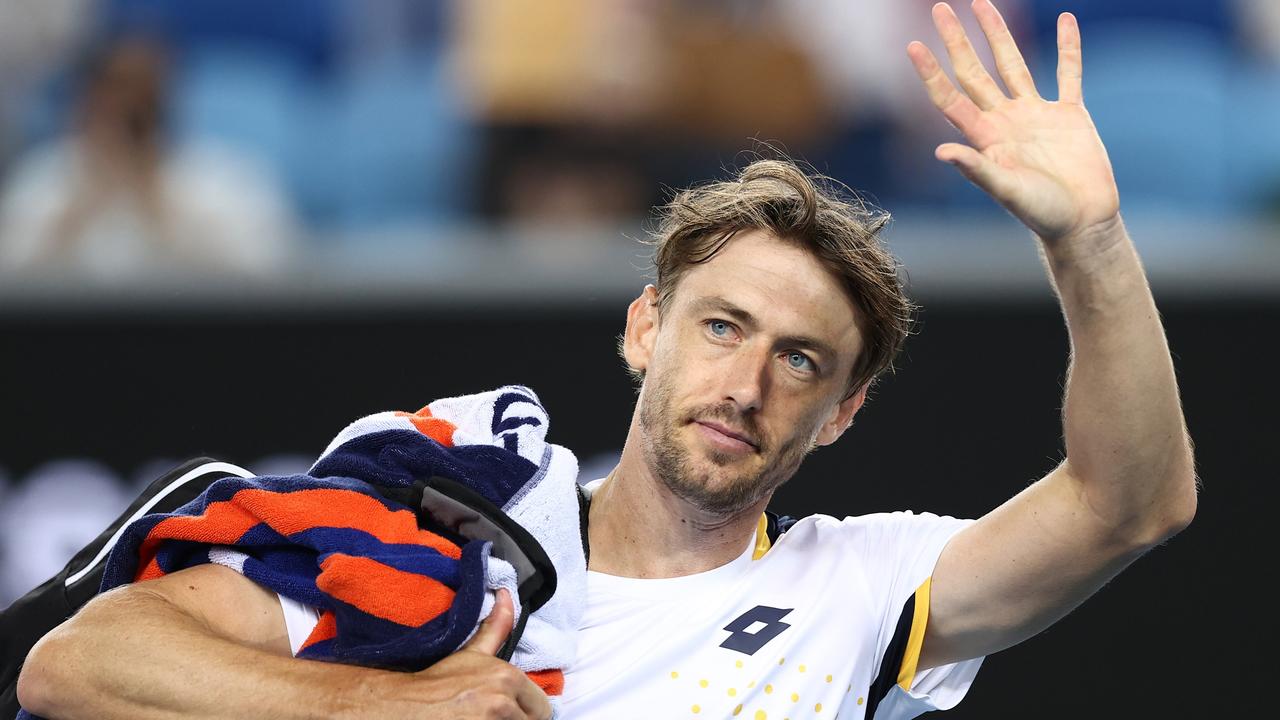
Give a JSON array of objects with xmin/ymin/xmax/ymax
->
[
  {"xmin": 1226, "ymin": 66, "xmax": 1280, "ymax": 209},
  {"xmin": 103, "ymin": 0, "xmax": 341, "ymax": 75},
  {"xmin": 1030, "ymin": 21, "xmax": 1235, "ymax": 212},
  {"xmin": 320, "ymin": 52, "xmax": 474, "ymax": 230},
  {"xmin": 170, "ymin": 47, "xmax": 322, "ymax": 221}
]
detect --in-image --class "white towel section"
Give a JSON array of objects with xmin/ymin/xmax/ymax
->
[
  {"xmin": 460, "ymin": 554, "xmax": 522, "ymax": 648},
  {"xmin": 429, "ymin": 386, "xmax": 585, "ymax": 689},
  {"xmin": 312, "ymin": 385, "xmax": 553, "ymax": 470},
  {"xmin": 501, "ymin": 443, "xmax": 584, "ymax": 686},
  {"xmin": 311, "ymin": 384, "xmax": 585, "ymax": 710},
  {"xmin": 428, "ymin": 385, "xmax": 585, "ymax": 718},
  {"xmin": 427, "ymin": 385, "xmax": 552, "ymax": 467}
]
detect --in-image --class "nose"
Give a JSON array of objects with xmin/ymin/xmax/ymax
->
[{"xmin": 721, "ymin": 343, "xmax": 771, "ymax": 414}]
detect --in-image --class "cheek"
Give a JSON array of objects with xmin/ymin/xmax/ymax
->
[
  {"xmin": 771, "ymin": 399, "xmax": 834, "ymax": 447},
  {"xmin": 656, "ymin": 327, "xmax": 717, "ymax": 380}
]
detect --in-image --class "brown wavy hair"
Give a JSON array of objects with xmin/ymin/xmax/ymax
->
[{"xmin": 643, "ymin": 158, "xmax": 913, "ymax": 396}]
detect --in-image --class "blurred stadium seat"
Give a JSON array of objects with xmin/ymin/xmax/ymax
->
[
  {"xmin": 323, "ymin": 51, "xmax": 474, "ymax": 230},
  {"xmin": 1042, "ymin": 21, "xmax": 1234, "ymax": 212},
  {"xmin": 172, "ymin": 47, "xmax": 470, "ymax": 232},
  {"xmin": 1227, "ymin": 64, "xmax": 1280, "ymax": 210},
  {"xmin": 171, "ymin": 48, "xmax": 314, "ymax": 217}
]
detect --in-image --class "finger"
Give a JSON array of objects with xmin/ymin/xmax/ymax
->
[
  {"xmin": 935, "ymin": 143, "xmax": 1017, "ymax": 199},
  {"xmin": 1056, "ymin": 12, "xmax": 1083, "ymax": 104},
  {"xmin": 971, "ymin": 0, "xmax": 1038, "ymax": 98},
  {"xmin": 907, "ymin": 41, "xmax": 986, "ymax": 139},
  {"xmin": 514, "ymin": 675, "xmax": 553, "ymax": 720},
  {"xmin": 461, "ymin": 588, "xmax": 514, "ymax": 656},
  {"xmin": 931, "ymin": 2, "xmax": 1005, "ymax": 109}
]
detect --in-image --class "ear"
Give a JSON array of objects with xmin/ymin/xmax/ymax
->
[
  {"xmin": 622, "ymin": 285, "xmax": 661, "ymax": 375},
  {"xmin": 814, "ymin": 383, "xmax": 868, "ymax": 447}
]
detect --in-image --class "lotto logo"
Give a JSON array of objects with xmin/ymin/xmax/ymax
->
[{"xmin": 719, "ymin": 606, "xmax": 794, "ymax": 655}]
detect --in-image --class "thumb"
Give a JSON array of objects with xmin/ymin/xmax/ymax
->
[
  {"xmin": 936, "ymin": 143, "xmax": 1015, "ymax": 200},
  {"xmin": 460, "ymin": 588, "xmax": 514, "ymax": 656}
]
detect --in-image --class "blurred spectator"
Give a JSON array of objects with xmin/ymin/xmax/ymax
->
[
  {"xmin": 0, "ymin": 0, "xmax": 93, "ymax": 170},
  {"xmin": 0, "ymin": 37, "xmax": 296, "ymax": 280},
  {"xmin": 453, "ymin": 0, "xmax": 664, "ymax": 223},
  {"xmin": 1236, "ymin": 0, "xmax": 1280, "ymax": 64},
  {"xmin": 454, "ymin": 0, "xmax": 844, "ymax": 223},
  {"xmin": 772, "ymin": 0, "xmax": 998, "ymax": 203}
]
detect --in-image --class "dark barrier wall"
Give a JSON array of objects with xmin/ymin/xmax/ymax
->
[{"xmin": 2, "ymin": 298, "xmax": 1273, "ymax": 717}]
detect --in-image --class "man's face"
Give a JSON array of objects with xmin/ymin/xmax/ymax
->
[{"xmin": 631, "ymin": 230, "xmax": 866, "ymax": 516}]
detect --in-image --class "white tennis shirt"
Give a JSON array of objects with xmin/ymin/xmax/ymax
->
[{"xmin": 559, "ymin": 506, "xmax": 982, "ymax": 719}]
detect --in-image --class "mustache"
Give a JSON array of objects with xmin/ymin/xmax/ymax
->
[{"xmin": 683, "ymin": 402, "xmax": 766, "ymax": 451}]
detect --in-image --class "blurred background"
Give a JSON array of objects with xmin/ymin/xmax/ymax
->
[{"xmin": 0, "ymin": 0, "xmax": 1275, "ymax": 717}]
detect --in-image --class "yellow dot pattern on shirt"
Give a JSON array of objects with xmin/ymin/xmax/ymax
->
[
  {"xmin": 857, "ymin": 697, "xmax": 865, "ymax": 705},
  {"xmin": 672, "ymin": 659, "xmax": 851, "ymax": 718}
]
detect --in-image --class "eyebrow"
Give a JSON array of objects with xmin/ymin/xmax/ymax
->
[{"xmin": 689, "ymin": 296, "xmax": 840, "ymax": 366}]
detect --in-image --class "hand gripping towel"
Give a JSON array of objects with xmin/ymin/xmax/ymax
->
[{"xmin": 18, "ymin": 386, "xmax": 583, "ymax": 720}]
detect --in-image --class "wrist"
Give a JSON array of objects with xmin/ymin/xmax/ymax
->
[
  {"xmin": 1040, "ymin": 213, "xmax": 1128, "ymax": 271},
  {"xmin": 320, "ymin": 663, "xmax": 397, "ymax": 720}
]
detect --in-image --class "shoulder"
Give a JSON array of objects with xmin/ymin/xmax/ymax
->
[
  {"xmin": 764, "ymin": 510, "xmax": 973, "ymax": 581},
  {"xmin": 776, "ymin": 510, "xmax": 972, "ymax": 547}
]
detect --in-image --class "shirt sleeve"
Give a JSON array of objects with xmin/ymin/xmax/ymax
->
[
  {"xmin": 207, "ymin": 546, "xmax": 321, "ymax": 656},
  {"xmin": 835, "ymin": 511, "xmax": 984, "ymax": 719}
]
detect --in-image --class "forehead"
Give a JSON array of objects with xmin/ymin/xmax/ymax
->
[{"xmin": 672, "ymin": 229, "xmax": 864, "ymax": 354}]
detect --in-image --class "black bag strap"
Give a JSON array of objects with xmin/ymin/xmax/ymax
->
[{"xmin": 1, "ymin": 458, "xmax": 252, "ymax": 720}]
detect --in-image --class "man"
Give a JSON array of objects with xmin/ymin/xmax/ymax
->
[{"xmin": 16, "ymin": 1, "xmax": 1196, "ymax": 718}]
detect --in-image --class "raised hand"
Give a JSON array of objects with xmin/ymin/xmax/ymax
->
[{"xmin": 908, "ymin": 0, "xmax": 1120, "ymax": 245}]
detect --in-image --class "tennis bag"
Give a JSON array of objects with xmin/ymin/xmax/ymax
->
[{"xmin": 0, "ymin": 456, "xmax": 557, "ymax": 720}]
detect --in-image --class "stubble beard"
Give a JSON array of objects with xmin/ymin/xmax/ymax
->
[{"xmin": 638, "ymin": 371, "xmax": 819, "ymax": 517}]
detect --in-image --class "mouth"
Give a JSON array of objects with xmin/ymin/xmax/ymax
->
[{"xmin": 693, "ymin": 421, "xmax": 760, "ymax": 452}]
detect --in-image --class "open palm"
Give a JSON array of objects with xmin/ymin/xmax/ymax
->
[{"xmin": 908, "ymin": 0, "xmax": 1120, "ymax": 244}]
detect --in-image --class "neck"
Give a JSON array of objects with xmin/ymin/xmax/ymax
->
[{"xmin": 587, "ymin": 418, "xmax": 768, "ymax": 578}]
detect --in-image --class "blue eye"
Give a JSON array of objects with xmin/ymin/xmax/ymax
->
[
  {"xmin": 708, "ymin": 320, "xmax": 731, "ymax": 337},
  {"xmin": 786, "ymin": 352, "xmax": 815, "ymax": 372}
]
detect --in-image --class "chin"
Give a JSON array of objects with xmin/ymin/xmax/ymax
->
[{"xmin": 667, "ymin": 457, "xmax": 774, "ymax": 515}]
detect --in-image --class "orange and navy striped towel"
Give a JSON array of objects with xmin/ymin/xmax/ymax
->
[{"xmin": 95, "ymin": 386, "xmax": 582, "ymax": 699}]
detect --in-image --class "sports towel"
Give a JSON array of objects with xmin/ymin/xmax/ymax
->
[{"xmin": 18, "ymin": 386, "xmax": 583, "ymax": 720}]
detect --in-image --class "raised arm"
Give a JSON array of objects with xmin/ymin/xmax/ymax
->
[
  {"xmin": 904, "ymin": 0, "xmax": 1197, "ymax": 669},
  {"xmin": 17, "ymin": 564, "xmax": 549, "ymax": 720}
]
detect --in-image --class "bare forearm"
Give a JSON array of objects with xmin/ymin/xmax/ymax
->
[
  {"xmin": 1043, "ymin": 216, "xmax": 1196, "ymax": 541},
  {"xmin": 18, "ymin": 587, "xmax": 375, "ymax": 720}
]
